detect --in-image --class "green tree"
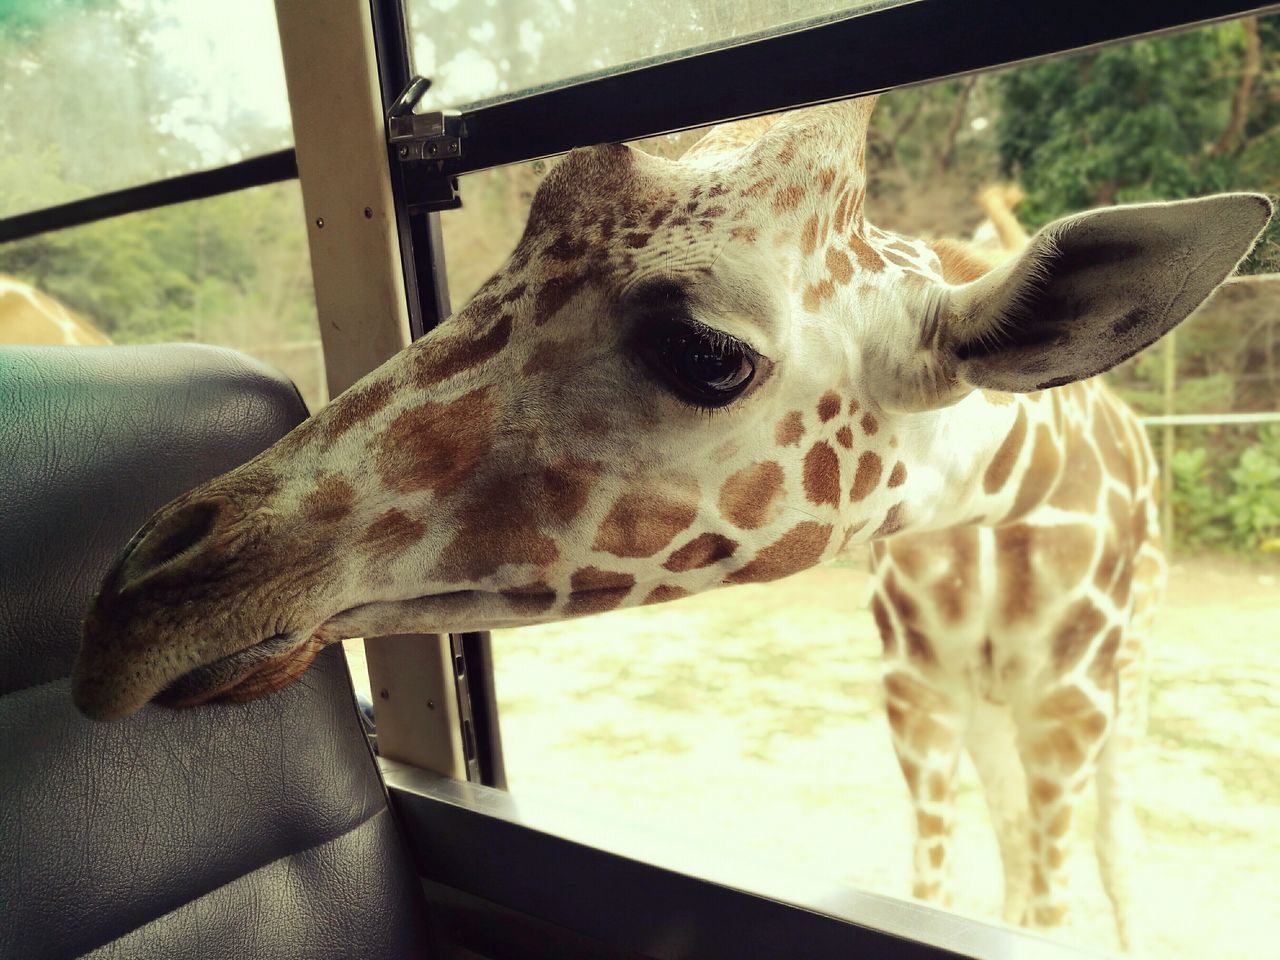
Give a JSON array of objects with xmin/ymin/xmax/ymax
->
[{"xmin": 996, "ymin": 17, "xmax": 1279, "ymax": 274}]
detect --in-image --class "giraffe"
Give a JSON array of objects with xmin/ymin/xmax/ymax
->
[
  {"xmin": 71, "ymin": 97, "xmax": 1267, "ymax": 940},
  {"xmin": 0, "ymin": 273, "xmax": 110, "ymax": 346},
  {"xmin": 869, "ymin": 181, "xmax": 1165, "ymax": 952}
]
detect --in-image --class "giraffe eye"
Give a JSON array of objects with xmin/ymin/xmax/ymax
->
[{"xmin": 640, "ymin": 317, "xmax": 757, "ymax": 408}]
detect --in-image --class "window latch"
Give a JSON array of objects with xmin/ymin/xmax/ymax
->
[{"xmin": 387, "ymin": 76, "xmax": 464, "ymax": 212}]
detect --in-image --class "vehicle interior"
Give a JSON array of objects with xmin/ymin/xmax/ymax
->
[{"xmin": 2, "ymin": 1, "xmax": 1277, "ymax": 958}]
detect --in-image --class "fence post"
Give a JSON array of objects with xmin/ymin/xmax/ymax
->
[{"xmin": 1161, "ymin": 329, "xmax": 1176, "ymax": 549}]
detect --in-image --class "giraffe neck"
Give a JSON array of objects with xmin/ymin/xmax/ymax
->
[{"xmin": 871, "ymin": 386, "xmax": 1083, "ymax": 538}]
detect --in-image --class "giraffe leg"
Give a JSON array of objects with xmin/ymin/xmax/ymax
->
[
  {"xmin": 1095, "ymin": 608, "xmax": 1155, "ymax": 951},
  {"xmin": 1096, "ymin": 535, "xmax": 1161, "ymax": 954},
  {"xmin": 883, "ymin": 669, "xmax": 965, "ymax": 907},
  {"xmin": 965, "ymin": 699, "xmax": 1031, "ymax": 925},
  {"xmin": 1016, "ymin": 685, "xmax": 1113, "ymax": 936},
  {"xmin": 1094, "ymin": 711, "xmax": 1144, "ymax": 955}
]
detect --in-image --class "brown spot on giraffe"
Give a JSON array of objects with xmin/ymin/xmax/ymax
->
[
  {"xmin": 887, "ymin": 461, "xmax": 907, "ymax": 488},
  {"xmin": 534, "ymin": 273, "xmax": 587, "ymax": 324},
  {"xmin": 1048, "ymin": 429, "xmax": 1102, "ymax": 512},
  {"xmin": 539, "ymin": 461, "xmax": 602, "ymax": 525},
  {"xmin": 545, "ymin": 232, "xmax": 589, "ymax": 262},
  {"xmin": 798, "ymin": 215, "xmax": 819, "ymax": 257},
  {"xmin": 873, "ymin": 502, "xmax": 906, "ymax": 538},
  {"xmin": 838, "ymin": 519, "xmax": 868, "ymax": 551},
  {"xmin": 1037, "ymin": 686, "xmax": 1095, "ymax": 720},
  {"xmin": 1095, "ymin": 396, "xmax": 1135, "ymax": 487},
  {"xmin": 719, "ymin": 461, "xmax": 784, "ymax": 529},
  {"xmin": 850, "ymin": 451, "xmax": 882, "ymax": 502},
  {"xmin": 848, "ymin": 231, "xmax": 884, "ymax": 272},
  {"xmin": 803, "ymin": 442, "xmax": 841, "ymax": 507},
  {"xmin": 593, "ymin": 482, "xmax": 698, "ymax": 558},
  {"xmin": 724, "ymin": 522, "xmax": 832, "ymax": 584},
  {"xmin": 663, "ymin": 532, "xmax": 738, "ymax": 572},
  {"xmin": 522, "ymin": 339, "xmax": 567, "ymax": 377},
  {"xmin": 870, "ymin": 593, "xmax": 894, "ymax": 653},
  {"xmin": 741, "ymin": 176, "xmax": 776, "ymax": 198},
  {"xmin": 817, "ymin": 390, "xmax": 841, "ymax": 422},
  {"xmin": 436, "ymin": 469, "xmax": 563, "ymax": 582},
  {"xmin": 927, "ymin": 771, "xmax": 948, "ymax": 803},
  {"xmin": 565, "ymin": 567, "xmax": 636, "ymax": 617},
  {"xmin": 860, "ymin": 412, "xmax": 878, "ymax": 436},
  {"xmin": 376, "ymin": 389, "xmax": 493, "ymax": 496},
  {"xmin": 916, "ymin": 808, "xmax": 947, "ymax": 837},
  {"xmin": 835, "ymin": 425, "xmax": 853, "ymax": 449},
  {"xmin": 881, "ymin": 247, "xmax": 915, "ymax": 270},
  {"xmin": 1006, "ymin": 423, "xmax": 1064, "ymax": 521},
  {"xmin": 802, "ymin": 280, "xmax": 835, "ymax": 312},
  {"xmin": 1047, "ymin": 806, "xmax": 1073, "ymax": 839},
  {"xmin": 320, "ymin": 378, "xmax": 395, "ymax": 448},
  {"xmin": 360, "ymin": 508, "xmax": 426, "ymax": 554},
  {"xmin": 995, "ymin": 524, "xmax": 1037, "ymax": 624},
  {"xmin": 1050, "ymin": 599, "xmax": 1109, "ymax": 674},
  {"xmin": 825, "ymin": 247, "xmax": 854, "ymax": 285},
  {"xmin": 775, "ymin": 411, "xmax": 805, "ymax": 447},
  {"xmin": 882, "ymin": 569, "xmax": 935, "ymax": 664},
  {"xmin": 644, "ymin": 584, "xmax": 691, "ymax": 604},
  {"xmin": 897, "ymin": 752, "xmax": 921, "ymax": 796},
  {"xmin": 501, "ymin": 581, "xmax": 557, "ymax": 615},
  {"xmin": 773, "ymin": 185, "xmax": 805, "ymax": 212},
  {"xmin": 816, "ymin": 166, "xmax": 837, "ymax": 192},
  {"xmin": 1031, "ymin": 777, "xmax": 1061, "ymax": 809},
  {"xmin": 302, "ymin": 476, "xmax": 355, "ymax": 524},
  {"xmin": 984, "ymin": 406, "xmax": 1029, "ymax": 494}
]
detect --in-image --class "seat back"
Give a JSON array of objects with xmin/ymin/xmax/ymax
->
[{"xmin": 0, "ymin": 345, "xmax": 432, "ymax": 959}]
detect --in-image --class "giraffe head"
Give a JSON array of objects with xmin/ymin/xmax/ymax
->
[{"xmin": 73, "ymin": 98, "xmax": 1271, "ymax": 719}]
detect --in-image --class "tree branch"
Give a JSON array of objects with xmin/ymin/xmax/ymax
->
[
  {"xmin": 1211, "ymin": 16, "xmax": 1261, "ymax": 157},
  {"xmin": 936, "ymin": 77, "xmax": 978, "ymax": 172}
]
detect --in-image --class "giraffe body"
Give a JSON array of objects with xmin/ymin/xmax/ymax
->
[
  {"xmin": 872, "ymin": 379, "xmax": 1164, "ymax": 950},
  {"xmin": 69, "ymin": 98, "xmax": 1268, "ymax": 949},
  {"xmin": 0, "ymin": 274, "xmax": 110, "ymax": 346}
]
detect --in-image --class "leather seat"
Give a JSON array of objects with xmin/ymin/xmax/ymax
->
[{"xmin": 0, "ymin": 345, "xmax": 433, "ymax": 959}]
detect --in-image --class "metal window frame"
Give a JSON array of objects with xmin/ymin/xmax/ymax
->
[
  {"xmin": 398, "ymin": 0, "xmax": 1280, "ymax": 191},
  {"xmin": 384, "ymin": 760, "xmax": 1095, "ymax": 960}
]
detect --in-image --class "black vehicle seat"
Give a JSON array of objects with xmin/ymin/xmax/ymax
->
[{"xmin": 0, "ymin": 345, "xmax": 433, "ymax": 959}]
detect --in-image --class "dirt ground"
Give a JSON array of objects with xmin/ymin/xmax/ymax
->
[{"xmin": 345, "ymin": 554, "xmax": 1279, "ymax": 958}]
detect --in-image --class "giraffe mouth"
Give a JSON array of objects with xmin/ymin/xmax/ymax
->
[{"xmin": 153, "ymin": 632, "xmax": 323, "ymax": 709}]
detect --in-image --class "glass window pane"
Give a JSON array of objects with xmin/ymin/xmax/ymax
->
[
  {"xmin": 0, "ymin": 0, "xmax": 293, "ymax": 219},
  {"xmin": 418, "ymin": 13, "xmax": 1280, "ymax": 960},
  {"xmin": 0, "ymin": 181, "xmax": 325, "ymax": 411},
  {"xmin": 406, "ymin": 0, "xmax": 903, "ymax": 110}
]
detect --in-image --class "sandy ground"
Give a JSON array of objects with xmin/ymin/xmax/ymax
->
[{"xmin": 345, "ymin": 554, "xmax": 1279, "ymax": 958}]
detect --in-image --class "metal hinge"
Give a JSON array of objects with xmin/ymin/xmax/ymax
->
[{"xmin": 387, "ymin": 76, "xmax": 464, "ymax": 212}]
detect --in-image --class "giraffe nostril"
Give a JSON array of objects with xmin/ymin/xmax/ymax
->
[{"xmin": 120, "ymin": 498, "xmax": 225, "ymax": 588}]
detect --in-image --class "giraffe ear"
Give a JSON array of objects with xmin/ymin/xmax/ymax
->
[{"xmin": 942, "ymin": 193, "xmax": 1273, "ymax": 393}]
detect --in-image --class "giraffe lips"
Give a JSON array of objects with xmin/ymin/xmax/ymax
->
[{"xmin": 153, "ymin": 633, "xmax": 323, "ymax": 709}]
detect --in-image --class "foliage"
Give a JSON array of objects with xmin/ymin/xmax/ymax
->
[
  {"xmin": 996, "ymin": 18, "xmax": 1280, "ymax": 274},
  {"xmin": 1225, "ymin": 426, "xmax": 1280, "ymax": 549},
  {"xmin": 1170, "ymin": 426, "xmax": 1280, "ymax": 552},
  {"xmin": 1170, "ymin": 446, "xmax": 1232, "ymax": 549}
]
